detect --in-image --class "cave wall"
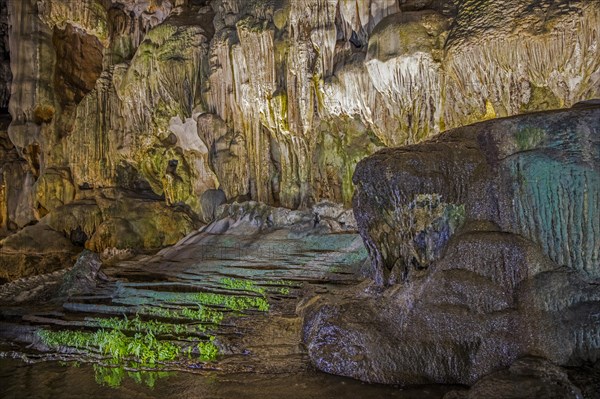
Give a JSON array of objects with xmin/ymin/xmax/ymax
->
[
  {"xmin": 1, "ymin": 0, "xmax": 599, "ymax": 247},
  {"xmin": 0, "ymin": 0, "xmax": 10, "ymax": 112}
]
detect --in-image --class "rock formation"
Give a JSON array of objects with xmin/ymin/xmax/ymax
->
[
  {"xmin": 443, "ymin": 357, "xmax": 585, "ymax": 399},
  {"xmin": 0, "ymin": 1, "xmax": 598, "ymax": 267},
  {"xmin": 0, "ymin": 223, "xmax": 79, "ymax": 281},
  {"xmin": 0, "ymin": 1, "xmax": 599, "ymax": 391},
  {"xmin": 303, "ymin": 105, "xmax": 600, "ymax": 387},
  {"xmin": 0, "ymin": 0, "xmax": 9, "ymax": 111},
  {"xmin": 354, "ymin": 105, "xmax": 600, "ymax": 285},
  {"xmin": 55, "ymin": 249, "xmax": 109, "ymax": 297},
  {"xmin": 201, "ymin": 187, "xmax": 227, "ymax": 222}
]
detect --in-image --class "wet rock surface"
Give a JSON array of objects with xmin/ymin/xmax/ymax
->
[
  {"xmin": 56, "ymin": 250, "xmax": 107, "ymax": 298},
  {"xmin": 353, "ymin": 105, "xmax": 600, "ymax": 284},
  {"xmin": 443, "ymin": 357, "xmax": 584, "ymax": 399},
  {"xmin": 303, "ymin": 106, "xmax": 600, "ymax": 390},
  {"xmin": 0, "ymin": 206, "xmax": 396, "ymax": 394}
]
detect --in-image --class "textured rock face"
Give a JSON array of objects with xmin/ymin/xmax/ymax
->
[
  {"xmin": 443, "ymin": 357, "xmax": 584, "ymax": 399},
  {"xmin": 56, "ymin": 250, "xmax": 106, "ymax": 297},
  {"xmin": 0, "ymin": 0, "xmax": 9, "ymax": 110},
  {"xmin": 200, "ymin": 188, "xmax": 227, "ymax": 222},
  {"xmin": 42, "ymin": 189, "xmax": 200, "ymax": 253},
  {"xmin": 353, "ymin": 106, "xmax": 600, "ymax": 284},
  {"xmin": 0, "ymin": 116, "xmax": 36, "ymax": 231},
  {"xmin": 4, "ymin": 0, "xmax": 600, "ymax": 213},
  {"xmin": 303, "ymin": 106, "xmax": 600, "ymax": 386},
  {"xmin": 1, "ymin": 0, "xmax": 599, "ymax": 278},
  {"xmin": 0, "ymin": 223, "xmax": 79, "ymax": 281},
  {"xmin": 212, "ymin": 200, "xmax": 357, "ymax": 236}
]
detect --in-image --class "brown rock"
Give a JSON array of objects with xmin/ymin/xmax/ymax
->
[{"xmin": 0, "ymin": 223, "xmax": 79, "ymax": 281}]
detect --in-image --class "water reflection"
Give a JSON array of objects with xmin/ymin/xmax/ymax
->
[
  {"xmin": 0, "ymin": 359, "xmax": 457, "ymax": 399},
  {"xmin": 91, "ymin": 364, "xmax": 173, "ymax": 389}
]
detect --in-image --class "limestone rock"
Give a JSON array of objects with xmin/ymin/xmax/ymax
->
[
  {"xmin": 56, "ymin": 250, "xmax": 106, "ymax": 297},
  {"xmin": 44, "ymin": 189, "xmax": 201, "ymax": 253},
  {"xmin": 197, "ymin": 112, "xmax": 250, "ymax": 201},
  {"xmin": 34, "ymin": 168, "xmax": 76, "ymax": 214},
  {"xmin": 1, "ymin": 117, "xmax": 36, "ymax": 231},
  {"xmin": 0, "ymin": 223, "xmax": 79, "ymax": 281},
  {"xmin": 212, "ymin": 200, "xmax": 357, "ymax": 236},
  {"xmin": 200, "ymin": 188, "xmax": 227, "ymax": 222},
  {"xmin": 37, "ymin": 0, "xmax": 109, "ymax": 46},
  {"xmin": 303, "ymin": 105, "xmax": 600, "ymax": 386},
  {"xmin": 303, "ymin": 226, "xmax": 600, "ymax": 385},
  {"xmin": 0, "ymin": 0, "xmax": 10, "ymax": 110},
  {"xmin": 443, "ymin": 357, "xmax": 584, "ymax": 399},
  {"xmin": 353, "ymin": 105, "xmax": 600, "ymax": 284},
  {"xmin": 52, "ymin": 23, "xmax": 104, "ymax": 108},
  {"xmin": 66, "ymin": 11, "xmax": 216, "ymax": 213},
  {"xmin": 7, "ymin": 0, "xmax": 55, "ymax": 157},
  {"xmin": 364, "ymin": 10, "xmax": 449, "ymax": 141},
  {"xmin": 203, "ymin": 0, "xmax": 599, "ymax": 207}
]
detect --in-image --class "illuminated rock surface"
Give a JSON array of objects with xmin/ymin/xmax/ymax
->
[
  {"xmin": 303, "ymin": 105, "xmax": 600, "ymax": 386},
  {"xmin": 0, "ymin": 0, "xmax": 598, "ymax": 396},
  {"xmin": 0, "ymin": 205, "xmax": 398, "ymax": 396},
  {"xmin": 0, "ymin": 223, "xmax": 79, "ymax": 282},
  {"xmin": 1, "ymin": 0, "xmax": 599, "ymax": 265},
  {"xmin": 354, "ymin": 105, "xmax": 600, "ymax": 284}
]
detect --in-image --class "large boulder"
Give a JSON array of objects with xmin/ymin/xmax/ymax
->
[
  {"xmin": 0, "ymin": 223, "xmax": 80, "ymax": 281},
  {"xmin": 44, "ymin": 189, "xmax": 202, "ymax": 253},
  {"xmin": 56, "ymin": 249, "xmax": 106, "ymax": 297},
  {"xmin": 303, "ymin": 105, "xmax": 600, "ymax": 386},
  {"xmin": 353, "ymin": 105, "xmax": 600, "ymax": 285}
]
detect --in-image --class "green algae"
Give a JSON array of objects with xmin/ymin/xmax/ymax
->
[
  {"xmin": 220, "ymin": 277, "xmax": 266, "ymax": 295},
  {"xmin": 35, "ymin": 277, "xmax": 301, "ymax": 390},
  {"xmin": 514, "ymin": 126, "xmax": 546, "ymax": 151}
]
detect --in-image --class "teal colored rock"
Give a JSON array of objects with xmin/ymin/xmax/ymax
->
[
  {"xmin": 352, "ymin": 105, "xmax": 600, "ymax": 284},
  {"xmin": 303, "ymin": 105, "xmax": 600, "ymax": 387}
]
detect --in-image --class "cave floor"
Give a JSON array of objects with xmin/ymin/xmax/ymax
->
[{"xmin": 0, "ymin": 225, "xmax": 460, "ymax": 397}]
